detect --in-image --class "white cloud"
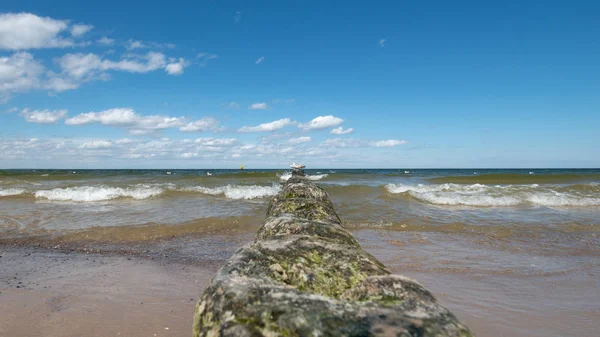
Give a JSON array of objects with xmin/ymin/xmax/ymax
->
[
  {"xmin": 0, "ymin": 13, "xmax": 186, "ymax": 99},
  {"xmin": 371, "ymin": 139, "xmax": 407, "ymax": 147},
  {"xmin": 0, "ymin": 13, "xmax": 75, "ymax": 50},
  {"xmin": 0, "ymin": 51, "xmax": 188, "ymax": 99},
  {"xmin": 44, "ymin": 76, "xmax": 79, "ymax": 92},
  {"xmin": 249, "ymin": 102, "xmax": 268, "ymax": 110},
  {"xmin": 65, "ymin": 108, "xmax": 186, "ymax": 134},
  {"xmin": 330, "ymin": 126, "xmax": 354, "ymax": 135},
  {"xmin": 288, "ymin": 136, "xmax": 311, "ymax": 144},
  {"xmin": 97, "ymin": 37, "xmax": 115, "ymax": 45},
  {"xmin": 165, "ymin": 58, "xmax": 190, "ymax": 75},
  {"xmin": 20, "ymin": 108, "xmax": 67, "ymax": 124},
  {"xmin": 0, "ymin": 52, "xmax": 45, "ymax": 101},
  {"xmin": 239, "ymin": 118, "xmax": 293, "ymax": 132},
  {"xmin": 322, "ymin": 138, "xmax": 363, "ymax": 148},
  {"xmin": 126, "ymin": 40, "xmax": 146, "ymax": 50},
  {"xmin": 255, "ymin": 56, "xmax": 264, "ymax": 64},
  {"xmin": 322, "ymin": 138, "xmax": 407, "ymax": 148},
  {"xmin": 286, "ymin": 98, "xmax": 296, "ymax": 103},
  {"xmin": 235, "ymin": 11, "xmax": 242, "ymax": 23},
  {"xmin": 8, "ymin": 107, "xmax": 19, "ymax": 113},
  {"xmin": 57, "ymin": 52, "xmax": 168, "ymax": 79},
  {"xmin": 0, "ymin": 135, "xmax": 356, "ymax": 166},
  {"xmin": 196, "ymin": 53, "xmax": 218, "ymax": 66},
  {"xmin": 0, "ymin": 133, "xmax": 407, "ymax": 167},
  {"xmin": 125, "ymin": 40, "xmax": 175, "ymax": 50},
  {"xmin": 179, "ymin": 117, "xmax": 220, "ymax": 132},
  {"xmin": 379, "ymin": 38, "xmax": 386, "ymax": 47},
  {"xmin": 181, "ymin": 152, "xmax": 197, "ymax": 159},
  {"xmin": 230, "ymin": 141, "xmax": 322, "ymax": 159},
  {"xmin": 257, "ymin": 132, "xmax": 292, "ymax": 144},
  {"xmin": 66, "ymin": 108, "xmax": 138, "ymax": 126},
  {"xmin": 194, "ymin": 138, "xmax": 237, "ymax": 146},
  {"xmin": 48, "ymin": 52, "xmax": 187, "ymax": 91},
  {"xmin": 80, "ymin": 140, "xmax": 113, "ymax": 149},
  {"xmin": 299, "ymin": 115, "xmax": 344, "ymax": 130},
  {"xmin": 71, "ymin": 24, "xmax": 93, "ymax": 37}
]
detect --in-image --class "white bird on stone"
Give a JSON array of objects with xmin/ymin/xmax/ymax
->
[{"xmin": 290, "ymin": 162, "xmax": 305, "ymax": 169}]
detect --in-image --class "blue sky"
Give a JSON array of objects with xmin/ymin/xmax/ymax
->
[{"xmin": 1, "ymin": 0, "xmax": 598, "ymax": 168}]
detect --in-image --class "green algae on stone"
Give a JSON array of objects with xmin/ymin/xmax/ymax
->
[
  {"xmin": 193, "ymin": 168, "xmax": 473, "ymax": 337},
  {"xmin": 257, "ymin": 216, "xmax": 359, "ymax": 247}
]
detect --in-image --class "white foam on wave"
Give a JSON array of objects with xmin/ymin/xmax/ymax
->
[
  {"xmin": 182, "ymin": 184, "xmax": 281, "ymax": 200},
  {"xmin": 307, "ymin": 174, "xmax": 329, "ymax": 181},
  {"xmin": 0, "ymin": 188, "xmax": 26, "ymax": 197},
  {"xmin": 278, "ymin": 172, "xmax": 328, "ymax": 181},
  {"xmin": 35, "ymin": 185, "xmax": 163, "ymax": 202},
  {"xmin": 385, "ymin": 183, "xmax": 600, "ymax": 207},
  {"xmin": 278, "ymin": 172, "xmax": 292, "ymax": 181}
]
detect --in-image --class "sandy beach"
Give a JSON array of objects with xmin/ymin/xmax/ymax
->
[
  {"xmin": 0, "ymin": 246, "xmax": 216, "ymax": 337},
  {"xmin": 2, "ymin": 223, "xmax": 598, "ymax": 337}
]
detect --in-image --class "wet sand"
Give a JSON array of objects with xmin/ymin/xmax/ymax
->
[
  {"xmin": 0, "ymin": 247, "xmax": 217, "ymax": 337},
  {"xmin": 359, "ymin": 230, "xmax": 600, "ymax": 337},
  {"xmin": 2, "ymin": 227, "xmax": 598, "ymax": 337}
]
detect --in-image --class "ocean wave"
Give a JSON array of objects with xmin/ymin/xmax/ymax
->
[
  {"xmin": 428, "ymin": 173, "xmax": 600, "ymax": 184},
  {"xmin": 35, "ymin": 185, "xmax": 164, "ymax": 202},
  {"xmin": 385, "ymin": 183, "xmax": 600, "ymax": 207},
  {"xmin": 278, "ymin": 172, "xmax": 329, "ymax": 181},
  {"xmin": 181, "ymin": 184, "xmax": 281, "ymax": 199},
  {"xmin": 0, "ymin": 188, "xmax": 26, "ymax": 197}
]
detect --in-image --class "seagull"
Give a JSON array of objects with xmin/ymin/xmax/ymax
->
[
  {"xmin": 207, "ymin": 172, "xmax": 213, "ymax": 176},
  {"xmin": 290, "ymin": 162, "xmax": 305, "ymax": 169}
]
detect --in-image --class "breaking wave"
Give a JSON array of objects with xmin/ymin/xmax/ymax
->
[
  {"xmin": 385, "ymin": 183, "xmax": 600, "ymax": 207},
  {"xmin": 0, "ymin": 188, "xmax": 26, "ymax": 197},
  {"xmin": 278, "ymin": 172, "xmax": 328, "ymax": 181},
  {"xmin": 35, "ymin": 185, "xmax": 164, "ymax": 202},
  {"xmin": 181, "ymin": 184, "xmax": 281, "ymax": 199}
]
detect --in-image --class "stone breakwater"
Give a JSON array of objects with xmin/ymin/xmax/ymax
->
[{"xmin": 193, "ymin": 169, "xmax": 473, "ymax": 337}]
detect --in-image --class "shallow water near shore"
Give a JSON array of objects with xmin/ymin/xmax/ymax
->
[{"xmin": 1, "ymin": 168, "xmax": 599, "ymax": 336}]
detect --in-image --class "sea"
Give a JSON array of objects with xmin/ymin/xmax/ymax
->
[{"xmin": 1, "ymin": 168, "xmax": 599, "ymax": 336}]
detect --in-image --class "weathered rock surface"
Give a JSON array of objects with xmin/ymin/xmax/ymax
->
[{"xmin": 193, "ymin": 169, "xmax": 473, "ymax": 337}]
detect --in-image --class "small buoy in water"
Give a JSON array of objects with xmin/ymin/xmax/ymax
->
[
  {"xmin": 529, "ymin": 172, "xmax": 534, "ymax": 175},
  {"xmin": 473, "ymin": 172, "xmax": 477, "ymax": 175},
  {"xmin": 166, "ymin": 171, "xmax": 172, "ymax": 175}
]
